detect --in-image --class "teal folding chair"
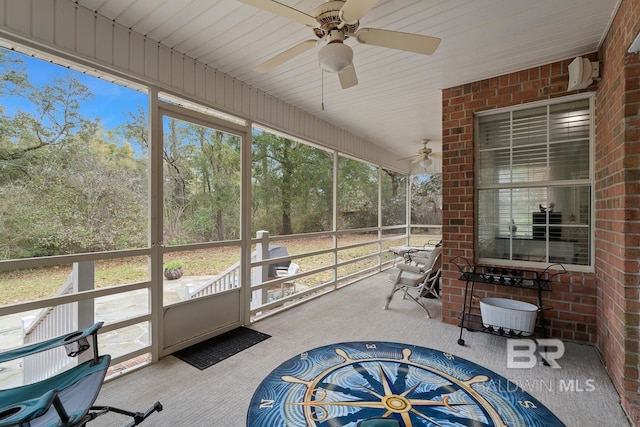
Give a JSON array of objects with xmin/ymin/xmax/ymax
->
[{"xmin": 0, "ymin": 322, "xmax": 162, "ymax": 427}]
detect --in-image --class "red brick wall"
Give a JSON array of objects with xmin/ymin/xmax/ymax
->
[
  {"xmin": 595, "ymin": 0, "xmax": 640, "ymax": 422},
  {"xmin": 440, "ymin": 0, "xmax": 640, "ymax": 423},
  {"xmin": 440, "ymin": 58, "xmax": 599, "ymax": 343}
]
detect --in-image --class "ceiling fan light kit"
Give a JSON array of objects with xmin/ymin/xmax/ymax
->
[
  {"xmin": 419, "ymin": 157, "xmax": 433, "ymax": 169},
  {"xmin": 318, "ymin": 32, "xmax": 353, "ymax": 73},
  {"xmin": 399, "ymin": 139, "xmax": 441, "ymax": 172}
]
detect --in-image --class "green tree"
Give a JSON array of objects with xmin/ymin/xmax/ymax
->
[
  {"xmin": 184, "ymin": 126, "xmax": 241, "ymax": 241},
  {"xmin": 411, "ymin": 173, "xmax": 442, "ymax": 225},
  {"xmin": 337, "ymin": 156, "xmax": 378, "ymax": 229},
  {"xmin": 251, "ymin": 131, "xmax": 332, "ymax": 235},
  {"xmin": 0, "ymin": 56, "xmax": 148, "ymax": 258},
  {"xmin": 382, "ymin": 169, "xmax": 407, "ymax": 226},
  {"xmin": 1, "ymin": 128, "xmax": 147, "ymax": 257},
  {"xmin": 0, "ymin": 76, "xmax": 92, "ymax": 165}
]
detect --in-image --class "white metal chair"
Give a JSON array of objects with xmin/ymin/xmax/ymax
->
[
  {"xmin": 384, "ymin": 246, "xmax": 442, "ymax": 318},
  {"xmin": 276, "ymin": 262, "xmax": 300, "ymax": 277}
]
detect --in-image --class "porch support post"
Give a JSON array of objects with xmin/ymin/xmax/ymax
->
[
  {"xmin": 73, "ymin": 261, "xmax": 95, "ymax": 330},
  {"xmin": 253, "ymin": 230, "xmax": 270, "ymax": 306},
  {"xmin": 73, "ymin": 261, "xmax": 94, "ymax": 364}
]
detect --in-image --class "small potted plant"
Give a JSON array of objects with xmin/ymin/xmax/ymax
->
[{"xmin": 164, "ymin": 260, "xmax": 184, "ymax": 280}]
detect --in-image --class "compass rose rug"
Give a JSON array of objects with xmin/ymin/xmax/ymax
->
[{"xmin": 247, "ymin": 341, "xmax": 565, "ymax": 427}]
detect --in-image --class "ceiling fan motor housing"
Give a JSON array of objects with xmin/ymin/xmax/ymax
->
[{"xmin": 312, "ymin": 1, "xmax": 359, "ymax": 38}]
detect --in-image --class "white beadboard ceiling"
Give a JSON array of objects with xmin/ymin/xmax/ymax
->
[{"xmin": 75, "ymin": 0, "xmax": 618, "ymax": 163}]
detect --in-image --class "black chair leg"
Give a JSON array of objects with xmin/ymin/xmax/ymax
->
[{"xmin": 87, "ymin": 401, "xmax": 163, "ymax": 426}]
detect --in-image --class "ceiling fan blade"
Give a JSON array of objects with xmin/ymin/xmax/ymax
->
[
  {"xmin": 396, "ymin": 154, "xmax": 418, "ymax": 161},
  {"xmin": 254, "ymin": 40, "xmax": 317, "ymax": 73},
  {"xmin": 338, "ymin": 64, "xmax": 358, "ymax": 89},
  {"xmin": 411, "ymin": 157, "xmax": 423, "ymax": 164},
  {"xmin": 340, "ymin": 0, "xmax": 379, "ymax": 24},
  {"xmin": 237, "ymin": 0, "xmax": 318, "ymax": 27},
  {"xmin": 355, "ymin": 28, "xmax": 441, "ymax": 55}
]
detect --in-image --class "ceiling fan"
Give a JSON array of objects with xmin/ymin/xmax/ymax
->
[
  {"xmin": 239, "ymin": 0, "xmax": 441, "ymax": 89},
  {"xmin": 399, "ymin": 139, "xmax": 441, "ymax": 168}
]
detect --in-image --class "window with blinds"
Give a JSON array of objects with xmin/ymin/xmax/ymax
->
[{"xmin": 475, "ymin": 97, "xmax": 592, "ymax": 266}]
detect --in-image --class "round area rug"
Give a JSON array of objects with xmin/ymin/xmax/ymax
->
[{"xmin": 247, "ymin": 341, "xmax": 565, "ymax": 427}]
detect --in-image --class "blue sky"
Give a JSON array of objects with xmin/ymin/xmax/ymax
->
[{"xmin": 1, "ymin": 49, "xmax": 147, "ymax": 131}]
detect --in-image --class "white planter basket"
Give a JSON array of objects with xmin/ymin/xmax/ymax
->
[{"xmin": 479, "ymin": 297, "xmax": 538, "ymax": 336}]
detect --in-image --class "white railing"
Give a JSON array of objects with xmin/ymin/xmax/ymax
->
[
  {"xmin": 22, "ymin": 267, "xmax": 78, "ymax": 384},
  {"xmin": 188, "ymin": 262, "xmax": 241, "ymax": 299}
]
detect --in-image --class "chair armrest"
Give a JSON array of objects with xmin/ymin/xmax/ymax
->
[
  {"xmin": 0, "ymin": 322, "xmax": 103, "ymax": 364},
  {"xmin": 409, "ymin": 256, "xmax": 430, "ymax": 264},
  {"xmin": 396, "ymin": 264, "xmax": 423, "ymax": 274},
  {"xmin": 0, "ymin": 389, "xmax": 58, "ymax": 427}
]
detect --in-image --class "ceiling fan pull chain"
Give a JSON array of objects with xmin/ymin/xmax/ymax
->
[{"xmin": 321, "ymin": 69, "xmax": 325, "ymax": 111}]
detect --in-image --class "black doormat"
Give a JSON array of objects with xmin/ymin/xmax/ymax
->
[{"xmin": 173, "ymin": 327, "xmax": 271, "ymax": 370}]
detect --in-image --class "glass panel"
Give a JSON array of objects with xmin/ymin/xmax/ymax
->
[
  {"xmin": 478, "ymin": 147, "xmax": 508, "ymax": 185},
  {"xmin": 336, "ymin": 231, "xmax": 376, "ymax": 248},
  {"xmin": 477, "ymin": 98, "xmax": 592, "ymax": 266},
  {"xmin": 251, "ymin": 128, "xmax": 333, "ymax": 235},
  {"xmin": 162, "ymin": 116, "xmax": 241, "ymax": 244},
  {"xmin": 512, "ymin": 145, "xmax": 548, "ymax": 183},
  {"xmin": 96, "ymin": 289, "xmax": 149, "ymax": 323},
  {"xmin": 512, "ymin": 106, "xmax": 547, "ymax": 146},
  {"xmin": 95, "ymin": 256, "xmax": 149, "ymax": 287},
  {"xmin": 381, "ymin": 170, "xmax": 407, "ymax": 226},
  {"xmin": 337, "ymin": 157, "xmax": 378, "ymax": 229},
  {"xmin": 337, "ymin": 259, "xmax": 377, "ymax": 281},
  {"xmin": 409, "ymin": 227, "xmax": 442, "ymax": 247},
  {"xmin": 1, "ymin": 310, "xmax": 36, "ymax": 387},
  {"xmin": 0, "ymin": 257, "xmax": 148, "ymax": 305},
  {"xmin": 477, "ymin": 112, "xmax": 511, "ymax": 149},
  {"xmin": 0, "ymin": 49, "xmax": 149, "ymax": 260},
  {"xmin": 479, "ymin": 186, "xmax": 590, "ymax": 265},
  {"xmin": 163, "ymin": 246, "xmax": 240, "ymax": 304},
  {"xmin": 1, "ymin": 263, "xmax": 73, "ymax": 305},
  {"xmin": 337, "ymin": 242, "xmax": 379, "ymax": 263},
  {"xmin": 549, "ymin": 99, "xmax": 590, "ymax": 141},
  {"xmin": 549, "ymin": 139, "xmax": 589, "ymax": 181},
  {"xmin": 99, "ymin": 322, "xmax": 150, "ymax": 361},
  {"xmin": 411, "ymin": 173, "xmax": 442, "ymax": 225},
  {"xmin": 478, "ymin": 189, "xmax": 499, "ymax": 258}
]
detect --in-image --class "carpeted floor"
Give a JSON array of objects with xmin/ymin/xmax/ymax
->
[{"xmin": 93, "ymin": 272, "xmax": 631, "ymax": 427}]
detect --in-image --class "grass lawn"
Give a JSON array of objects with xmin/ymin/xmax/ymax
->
[{"xmin": 0, "ymin": 233, "xmax": 440, "ymax": 306}]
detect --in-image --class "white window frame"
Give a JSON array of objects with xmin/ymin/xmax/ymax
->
[{"xmin": 475, "ymin": 93, "xmax": 595, "ymax": 272}]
